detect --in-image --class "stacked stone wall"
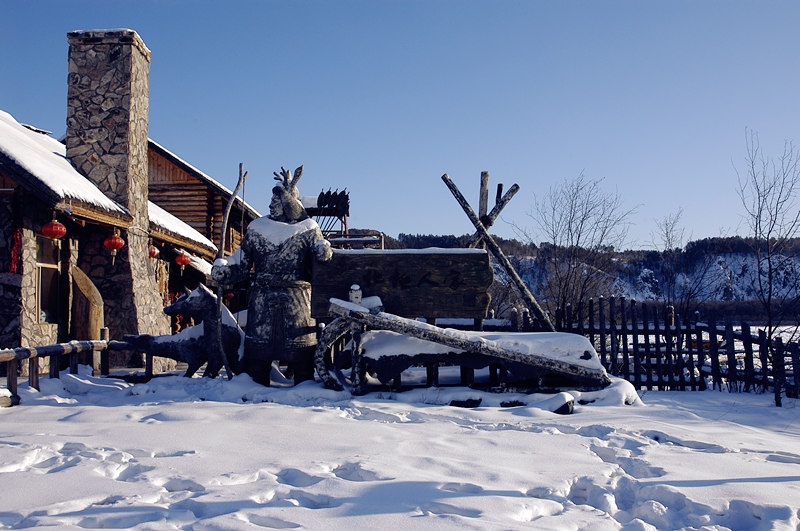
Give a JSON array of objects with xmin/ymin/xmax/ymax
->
[{"xmin": 66, "ymin": 30, "xmax": 169, "ymax": 362}]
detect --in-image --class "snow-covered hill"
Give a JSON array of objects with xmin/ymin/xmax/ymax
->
[{"xmin": 506, "ymin": 251, "xmax": 800, "ymax": 306}]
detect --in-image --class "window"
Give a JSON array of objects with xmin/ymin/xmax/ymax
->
[{"xmin": 36, "ymin": 236, "xmax": 60, "ymax": 323}]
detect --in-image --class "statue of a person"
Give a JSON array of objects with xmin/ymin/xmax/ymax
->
[{"xmin": 212, "ymin": 166, "xmax": 332, "ymax": 385}]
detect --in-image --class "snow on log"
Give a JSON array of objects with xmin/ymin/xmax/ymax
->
[{"xmin": 327, "ymin": 298, "xmax": 611, "ymax": 389}]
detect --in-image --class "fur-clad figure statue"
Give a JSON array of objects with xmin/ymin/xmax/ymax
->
[{"xmin": 212, "ymin": 166, "xmax": 332, "ymax": 385}]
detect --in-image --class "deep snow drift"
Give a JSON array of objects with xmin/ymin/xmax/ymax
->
[{"xmin": 1, "ymin": 369, "xmax": 799, "ymax": 530}]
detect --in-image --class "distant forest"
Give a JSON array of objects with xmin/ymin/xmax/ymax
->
[
  {"xmin": 383, "ymin": 232, "xmax": 800, "ymax": 265},
  {"xmin": 348, "ymin": 232, "xmax": 800, "ymax": 323},
  {"xmin": 385, "ymin": 233, "xmax": 538, "ymax": 256}
]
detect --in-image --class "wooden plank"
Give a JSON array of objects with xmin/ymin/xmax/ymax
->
[
  {"xmin": 642, "ymin": 304, "xmax": 654, "ymax": 390},
  {"xmin": 598, "ymin": 297, "xmax": 608, "ymax": 369},
  {"xmin": 740, "ymin": 322, "xmax": 755, "ymax": 392},
  {"xmin": 790, "ymin": 343, "xmax": 800, "ymax": 398},
  {"xmin": 312, "ymin": 249, "xmax": 492, "ymax": 320},
  {"xmin": 758, "ymin": 329, "xmax": 769, "ymax": 390},
  {"xmin": 608, "ymin": 297, "xmax": 619, "ymax": 375},
  {"xmin": 630, "ymin": 300, "xmax": 641, "ymax": 389},
  {"xmin": 725, "ymin": 317, "xmax": 738, "ymax": 389},
  {"xmin": 664, "ymin": 315, "xmax": 676, "ymax": 389},
  {"xmin": 588, "ymin": 298, "xmax": 596, "ymax": 354},
  {"xmin": 708, "ymin": 315, "xmax": 721, "ymax": 390},
  {"xmin": 675, "ymin": 321, "xmax": 687, "ymax": 390},
  {"xmin": 620, "ymin": 298, "xmax": 630, "ymax": 382}
]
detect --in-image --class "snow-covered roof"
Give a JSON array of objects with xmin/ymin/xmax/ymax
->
[
  {"xmin": 148, "ymin": 139, "xmax": 261, "ymax": 219},
  {"xmin": 0, "ymin": 109, "xmax": 217, "ymax": 255},
  {"xmin": 0, "ymin": 109, "xmax": 128, "ymax": 217},
  {"xmin": 148, "ymin": 201, "xmax": 217, "ymax": 256}
]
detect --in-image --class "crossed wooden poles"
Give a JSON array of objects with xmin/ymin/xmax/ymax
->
[{"xmin": 441, "ymin": 172, "xmax": 555, "ymax": 332}]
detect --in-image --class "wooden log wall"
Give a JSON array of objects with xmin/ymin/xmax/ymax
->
[{"xmin": 147, "ymin": 149, "xmax": 246, "ymax": 254}]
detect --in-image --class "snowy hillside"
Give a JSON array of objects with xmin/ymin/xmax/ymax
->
[{"xmin": 506, "ymin": 251, "xmax": 800, "ymax": 307}]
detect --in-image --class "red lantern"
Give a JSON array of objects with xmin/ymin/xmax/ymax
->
[
  {"xmin": 148, "ymin": 243, "xmax": 160, "ymax": 260},
  {"xmin": 175, "ymin": 252, "xmax": 191, "ymax": 274},
  {"xmin": 42, "ymin": 218, "xmax": 67, "ymax": 240},
  {"xmin": 103, "ymin": 228, "xmax": 125, "ymax": 265}
]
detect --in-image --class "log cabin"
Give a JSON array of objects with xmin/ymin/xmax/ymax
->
[{"xmin": 0, "ymin": 29, "xmax": 259, "ymax": 373}]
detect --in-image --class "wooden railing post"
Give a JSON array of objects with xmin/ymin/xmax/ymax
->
[
  {"xmin": 100, "ymin": 327, "xmax": 110, "ymax": 376},
  {"xmin": 28, "ymin": 357, "xmax": 40, "ymax": 391},
  {"xmin": 145, "ymin": 353, "xmax": 153, "ymax": 380},
  {"xmin": 5, "ymin": 360, "xmax": 20, "ymax": 407},
  {"xmin": 49, "ymin": 350, "xmax": 60, "ymax": 379},
  {"xmin": 69, "ymin": 345, "xmax": 79, "ymax": 375}
]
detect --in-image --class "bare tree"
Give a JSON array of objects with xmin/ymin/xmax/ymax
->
[
  {"xmin": 651, "ymin": 208, "xmax": 716, "ymax": 320},
  {"xmin": 517, "ymin": 173, "xmax": 635, "ymax": 320},
  {"xmin": 736, "ymin": 129, "xmax": 800, "ymax": 406}
]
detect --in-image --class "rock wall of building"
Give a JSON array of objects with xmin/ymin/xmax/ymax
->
[{"xmin": 65, "ymin": 30, "xmax": 169, "ymax": 359}]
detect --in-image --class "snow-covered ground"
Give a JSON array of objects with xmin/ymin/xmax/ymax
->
[{"xmin": 2, "ymin": 369, "xmax": 799, "ymax": 530}]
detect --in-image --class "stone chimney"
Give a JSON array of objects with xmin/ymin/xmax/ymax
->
[{"xmin": 66, "ymin": 29, "xmax": 168, "ymax": 348}]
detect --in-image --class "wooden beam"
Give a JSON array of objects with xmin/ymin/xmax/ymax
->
[
  {"xmin": 441, "ymin": 173, "xmax": 555, "ymax": 332},
  {"xmin": 479, "ymin": 171, "xmax": 489, "ymax": 219},
  {"xmin": 467, "ymin": 183, "xmax": 520, "ymax": 248}
]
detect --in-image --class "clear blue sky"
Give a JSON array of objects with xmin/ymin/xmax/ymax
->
[{"xmin": 3, "ymin": 0, "xmax": 799, "ymax": 248}]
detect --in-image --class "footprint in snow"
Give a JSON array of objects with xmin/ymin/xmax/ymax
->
[
  {"xmin": 331, "ymin": 462, "xmax": 390, "ymax": 482},
  {"xmin": 160, "ymin": 477, "xmax": 205, "ymax": 493},
  {"xmin": 276, "ymin": 468, "xmax": 324, "ymax": 487},
  {"xmin": 244, "ymin": 513, "xmax": 301, "ymax": 529},
  {"xmin": 439, "ymin": 482, "xmax": 483, "ymax": 494},
  {"xmin": 417, "ymin": 501, "xmax": 481, "ymax": 518}
]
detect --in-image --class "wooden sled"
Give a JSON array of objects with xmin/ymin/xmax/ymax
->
[{"xmin": 315, "ymin": 298, "xmax": 612, "ymax": 395}]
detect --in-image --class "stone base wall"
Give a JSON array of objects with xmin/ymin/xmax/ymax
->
[{"xmin": 78, "ymin": 228, "xmax": 170, "ymax": 368}]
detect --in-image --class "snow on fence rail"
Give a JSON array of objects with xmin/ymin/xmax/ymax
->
[
  {"xmin": 553, "ymin": 297, "xmax": 800, "ymax": 398},
  {"xmin": 0, "ymin": 328, "xmax": 139, "ymax": 407}
]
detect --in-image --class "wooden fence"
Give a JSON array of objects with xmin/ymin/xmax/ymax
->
[
  {"xmin": 5, "ymin": 297, "xmax": 799, "ymax": 405},
  {"xmin": 0, "ymin": 328, "xmax": 140, "ymax": 407},
  {"xmin": 551, "ymin": 297, "xmax": 799, "ymax": 398}
]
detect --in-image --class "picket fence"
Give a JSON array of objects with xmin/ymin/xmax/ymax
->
[{"xmin": 550, "ymin": 297, "xmax": 799, "ymax": 398}]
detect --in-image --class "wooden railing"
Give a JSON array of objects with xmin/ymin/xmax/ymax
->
[
  {"xmin": 0, "ymin": 328, "xmax": 134, "ymax": 407},
  {"xmin": 6, "ymin": 297, "xmax": 799, "ymax": 405}
]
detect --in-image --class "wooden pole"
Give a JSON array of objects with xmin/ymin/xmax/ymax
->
[
  {"xmin": 442, "ymin": 174, "xmax": 554, "ymax": 331},
  {"xmin": 215, "ymin": 163, "xmax": 247, "ymax": 380},
  {"xmin": 467, "ymin": 183, "xmax": 520, "ymax": 248},
  {"xmin": 479, "ymin": 171, "xmax": 489, "ymax": 220}
]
